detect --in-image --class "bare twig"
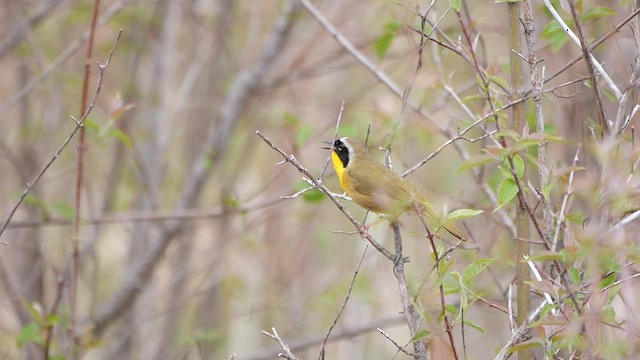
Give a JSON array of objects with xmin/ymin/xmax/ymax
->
[
  {"xmin": 377, "ymin": 327, "xmax": 416, "ymax": 358},
  {"xmin": 566, "ymin": 0, "xmax": 610, "ymax": 134},
  {"xmin": 44, "ymin": 273, "xmax": 65, "ymax": 360},
  {"xmin": 245, "ymin": 316, "xmax": 405, "ymax": 360},
  {"xmin": 541, "ymin": 0, "xmax": 621, "ymax": 101},
  {"xmin": 552, "ymin": 146, "xmax": 581, "ymax": 250},
  {"xmin": 0, "ymin": 29, "xmax": 122, "ymax": 242},
  {"xmin": 262, "ymin": 328, "xmax": 298, "ymax": 360},
  {"xmin": 413, "ymin": 213, "xmax": 458, "ymax": 360},
  {"xmin": 317, "ymin": 245, "xmax": 368, "ymax": 360},
  {"xmin": 319, "ymin": 101, "xmax": 346, "ymax": 180},
  {"xmin": 390, "ymin": 222, "xmax": 427, "ymax": 359},
  {"xmin": 493, "ymin": 300, "xmax": 549, "ymax": 360}
]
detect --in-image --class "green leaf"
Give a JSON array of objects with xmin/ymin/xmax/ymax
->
[
  {"xmin": 283, "ymin": 112, "xmax": 300, "ymax": 125},
  {"xmin": 411, "ymin": 329, "xmax": 431, "ymax": 341},
  {"xmin": 527, "ymin": 250, "xmax": 563, "ymax": 262},
  {"xmin": 293, "ymin": 181, "xmax": 324, "ymax": 203},
  {"xmin": 582, "ymin": 6, "xmax": 616, "ymax": 21},
  {"xmin": 374, "ymin": 21, "xmax": 401, "ymax": 59},
  {"xmin": 463, "ymin": 258, "xmax": 495, "ymax": 284},
  {"xmin": 508, "ymin": 339, "xmax": 544, "ymax": 353},
  {"xmin": 295, "ymin": 124, "xmax": 312, "ymax": 147},
  {"xmin": 83, "ymin": 118, "xmax": 100, "ymax": 131},
  {"xmin": 599, "ymin": 272, "xmax": 617, "ymax": 290},
  {"xmin": 17, "ymin": 323, "xmax": 43, "ymax": 348},
  {"xmin": 602, "ymin": 306, "xmax": 616, "ymax": 323},
  {"xmin": 458, "ymin": 153, "xmax": 494, "ymax": 172},
  {"xmin": 463, "ymin": 318, "xmax": 485, "ymax": 333},
  {"xmin": 52, "ymin": 202, "xmax": 75, "ymax": 221},
  {"xmin": 490, "ymin": 75, "xmax": 509, "ymax": 91},
  {"xmin": 569, "ymin": 267, "xmax": 581, "ymax": 285},
  {"xmin": 106, "ymin": 128, "xmax": 133, "ymax": 149},
  {"xmin": 512, "ymin": 154, "xmax": 525, "ymax": 179},
  {"xmin": 495, "ymin": 178, "xmax": 518, "ymax": 211},
  {"xmin": 541, "ymin": 21, "xmax": 570, "ymax": 51},
  {"xmin": 450, "ymin": 0, "xmax": 461, "ymax": 11},
  {"xmin": 447, "ymin": 209, "xmax": 484, "ymax": 221}
]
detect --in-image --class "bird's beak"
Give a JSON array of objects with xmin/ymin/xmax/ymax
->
[{"xmin": 321, "ymin": 140, "xmax": 333, "ymax": 150}]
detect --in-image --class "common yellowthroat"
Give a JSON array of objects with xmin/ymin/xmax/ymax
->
[{"xmin": 326, "ymin": 137, "xmax": 465, "ymax": 240}]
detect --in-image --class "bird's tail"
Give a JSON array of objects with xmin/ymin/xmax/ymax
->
[{"xmin": 414, "ymin": 199, "xmax": 467, "ymax": 241}]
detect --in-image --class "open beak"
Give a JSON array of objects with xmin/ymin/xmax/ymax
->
[{"xmin": 321, "ymin": 140, "xmax": 333, "ymax": 150}]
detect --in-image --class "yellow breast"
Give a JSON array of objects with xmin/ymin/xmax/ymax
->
[{"xmin": 331, "ymin": 151, "xmax": 350, "ymax": 193}]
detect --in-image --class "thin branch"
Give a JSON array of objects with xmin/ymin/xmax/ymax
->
[
  {"xmin": 244, "ymin": 316, "xmax": 405, "ymax": 360},
  {"xmin": 390, "ymin": 222, "xmax": 428, "ymax": 359},
  {"xmin": 377, "ymin": 327, "xmax": 416, "ymax": 358},
  {"xmin": 541, "ymin": 0, "xmax": 621, "ymax": 100},
  {"xmin": 566, "ymin": 0, "xmax": 610, "ymax": 134},
  {"xmin": 69, "ymin": 0, "xmax": 102, "ymax": 357},
  {"xmin": 317, "ymin": 245, "xmax": 368, "ymax": 360},
  {"xmin": 493, "ymin": 300, "xmax": 549, "ymax": 360},
  {"xmin": 552, "ymin": 146, "xmax": 581, "ymax": 250},
  {"xmin": 0, "ymin": 29, "xmax": 122, "ymax": 242},
  {"xmin": 261, "ymin": 328, "xmax": 298, "ymax": 360}
]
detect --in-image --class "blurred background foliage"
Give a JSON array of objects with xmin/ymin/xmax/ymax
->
[{"xmin": 1, "ymin": 0, "xmax": 640, "ymax": 359}]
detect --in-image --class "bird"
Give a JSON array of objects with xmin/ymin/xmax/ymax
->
[{"xmin": 325, "ymin": 137, "xmax": 465, "ymax": 240}]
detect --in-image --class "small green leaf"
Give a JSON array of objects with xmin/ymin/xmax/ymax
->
[
  {"xmin": 295, "ymin": 125, "xmax": 312, "ymax": 147},
  {"xmin": 507, "ymin": 340, "xmax": 544, "ymax": 353},
  {"xmin": 411, "ymin": 329, "xmax": 431, "ymax": 341},
  {"xmin": 495, "ymin": 178, "xmax": 518, "ymax": 211},
  {"xmin": 283, "ymin": 112, "xmax": 299, "ymax": 125},
  {"xmin": 569, "ymin": 267, "xmax": 581, "ymax": 285},
  {"xmin": 17, "ymin": 323, "xmax": 43, "ymax": 348},
  {"xmin": 512, "ymin": 154, "xmax": 525, "ymax": 179},
  {"xmin": 458, "ymin": 153, "xmax": 494, "ymax": 172},
  {"xmin": 527, "ymin": 250, "xmax": 563, "ymax": 262},
  {"xmin": 374, "ymin": 21, "xmax": 401, "ymax": 59},
  {"xmin": 602, "ymin": 306, "xmax": 616, "ymax": 323},
  {"xmin": 599, "ymin": 272, "xmax": 617, "ymax": 290},
  {"xmin": 541, "ymin": 21, "xmax": 570, "ymax": 51},
  {"xmin": 450, "ymin": 0, "xmax": 461, "ymax": 11},
  {"xmin": 566, "ymin": 212, "xmax": 585, "ymax": 224},
  {"xmin": 293, "ymin": 181, "xmax": 324, "ymax": 203},
  {"xmin": 582, "ymin": 6, "xmax": 616, "ymax": 21},
  {"xmin": 463, "ymin": 258, "xmax": 495, "ymax": 284},
  {"xmin": 53, "ymin": 202, "xmax": 75, "ymax": 221},
  {"xmin": 107, "ymin": 128, "xmax": 132, "ymax": 149},
  {"xmin": 447, "ymin": 209, "xmax": 484, "ymax": 221},
  {"xmin": 490, "ymin": 75, "xmax": 509, "ymax": 91},
  {"xmin": 463, "ymin": 318, "xmax": 485, "ymax": 333}
]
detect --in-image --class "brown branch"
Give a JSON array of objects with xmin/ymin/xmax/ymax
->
[
  {"xmin": 245, "ymin": 316, "xmax": 405, "ymax": 360},
  {"xmin": 544, "ymin": 7, "xmax": 640, "ymax": 87},
  {"xmin": 413, "ymin": 210, "xmax": 458, "ymax": 360},
  {"xmin": 0, "ymin": 30, "xmax": 121, "ymax": 242},
  {"xmin": 317, "ymin": 246, "xmax": 368, "ymax": 360},
  {"xmin": 567, "ymin": 0, "xmax": 609, "ymax": 134},
  {"xmin": 69, "ymin": 0, "xmax": 102, "ymax": 357}
]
